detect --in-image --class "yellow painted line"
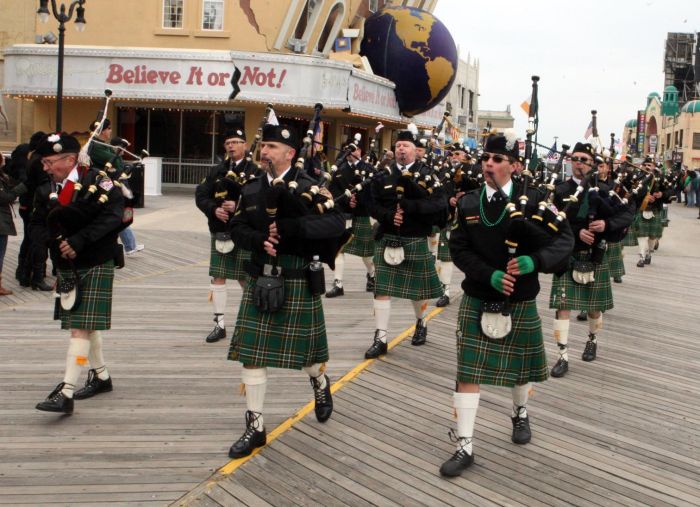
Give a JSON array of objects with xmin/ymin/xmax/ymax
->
[{"xmin": 218, "ymin": 305, "xmax": 446, "ymax": 475}]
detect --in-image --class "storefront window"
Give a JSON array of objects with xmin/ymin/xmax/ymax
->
[
  {"xmin": 116, "ymin": 108, "xmax": 149, "ymax": 156},
  {"xmin": 202, "ymin": 0, "xmax": 224, "ymax": 30},
  {"xmin": 182, "ymin": 111, "xmax": 215, "ymax": 161},
  {"xmin": 163, "ymin": 0, "xmax": 184, "ymax": 29}
]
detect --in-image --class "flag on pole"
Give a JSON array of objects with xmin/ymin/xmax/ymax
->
[
  {"xmin": 545, "ymin": 141, "xmax": 559, "ymax": 161},
  {"xmin": 584, "ymin": 121, "xmax": 593, "ymax": 139},
  {"xmin": 313, "ymin": 120, "xmax": 324, "ymax": 152},
  {"xmin": 520, "ymin": 96, "xmax": 531, "ymax": 115}
]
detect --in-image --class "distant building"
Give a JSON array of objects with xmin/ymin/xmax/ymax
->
[
  {"xmin": 444, "ymin": 54, "xmax": 479, "ymax": 146},
  {"xmin": 477, "ymin": 106, "xmax": 514, "ymax": 146},
  {"xmin": 663, "ymin": 33, "xmax": 699, "ymax": 107}
]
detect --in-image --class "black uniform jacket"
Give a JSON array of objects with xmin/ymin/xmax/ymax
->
[
  {"xmin": 229, "ymin": 166, "xmax": 347, "ymax": 267},
  {"xmin": 370, "ymin": 161, "xmax": 448, "ymax": 238},
  {"xmin": 450, "ymin": 184, "xmax": 574, "ymax": 303},
  {"xmin": 327, "ymin": 159, "xmax": 373, "ymax": 216},
  {"xmin": 553, "ymin": 178, "xmax": 635, "ymax": 251},
  {"xmin": 43, "ymin": 166, "xmax": 126, "ymax": 270},
  {"xmin": 195, "ymin": 158, "xmax": 259, "ymax": 233}
]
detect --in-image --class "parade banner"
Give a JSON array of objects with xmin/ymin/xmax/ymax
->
[{"xmin": 636, "ymin": 110, "xmax": 645, "ymax": 154}]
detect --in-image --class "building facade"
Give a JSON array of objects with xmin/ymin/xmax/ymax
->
[{"xmin": 443, "ymin": 54, "xmax": 479, "ymax": 147}]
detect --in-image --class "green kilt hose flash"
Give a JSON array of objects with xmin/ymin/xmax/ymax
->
[
  {"xmin": 209, "ymin": 234, "xmax": 250, "ymax": 281},
  {"xmin": 437, "ymin": 228, "xmax": 452, "ymax": 262},
  {"xmin": 636, "ymin": 210, "xmax": 664, "ymax": 238},
  {"xmin": 457, "ymin": 295, "xmax": 548, "ymax": 387},
  {"xmin": 606, "ymin": 241, "xmax": 625, "ymax": 278},
  {"xmin": 57, "ymin": 261, "xmax": 115, "ymax": 331},
  {"xmin": 342, "ymin": 215, "xmax": 375, "ymax": 257},
  {"xmin": 374, "ymin": 234, "xmax": 442, "ymax": 300},
  {"xmin": 228, "ymin": 254, "xmax": 329, "ymax": 370},
  {"xmin": 549, "ymin": 251, "xmax": 614, "ymax": 312}
]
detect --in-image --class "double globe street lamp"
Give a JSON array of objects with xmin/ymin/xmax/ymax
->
[{"xmin": 36, "ymin": 0, "xmax": 87, "ymax": 132}]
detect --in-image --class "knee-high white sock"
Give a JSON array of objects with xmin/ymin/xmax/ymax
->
[
  {"xmin": 211, "ymin": 283, "xmax": 227, "ymax": 328},
  {"xmin": 553, "ymin": 319, "xmax": 570, "ymax": 361},
  {"xmin": 373, "ymin": 299, "xmax": 391, "ymax": 343},
  {"xmin": 412, "ymin": 300, "xmax": 428, "ymax": 324},
  {"xmin": 333, "ymin": 254, "xmax": 345, "ymax": 286},
  {"xmin": 438, "ymin": 261, "xmax": 454, "ymax": 295},
  {"xmin": 62, "ymin": 338, "xmax": 91, "ymax": 398},
  {"xmin": 303, "ymin": 363, "xmax": 327, "ymax": 389},
  {"xmin": 638, "ymin": 237, "xmax": 648, "ymax": 257},
  {"xmin": 88, "ymin": 331, "xmax": 109, "ymax": 380},
  {"xmin": 428, "ymin": 234, "xmax": 439, "ymax": 256},
  {"xmin": 647, "ymin": 237, "xmax": 655, "ymax": 254},
  {"xmin": 454, "ymin": 392, "xmax": 480, "ymax": 454},
  {"xmin": 362, "ymin": 256, "xmax": 375, "ymax": 277},
  {"xmin": 511, "ymin": 383, "xmax": 531, "ymax": 417},
  {"xmin": 588, "ymin": 314, "xmax": 602, "ymax": 340},
  {"xmin": 241, "ymin": 367, "xmax": 267, "ymax": 430}
]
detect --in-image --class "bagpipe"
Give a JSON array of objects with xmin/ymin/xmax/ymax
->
[{"xmin": 246, "ymin": 103, "xmax": 274, "ymax": 172}]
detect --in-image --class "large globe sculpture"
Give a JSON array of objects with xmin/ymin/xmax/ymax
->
[{"xmin": 360, "ymin": 6, "xmax": 458, "ymax": 117}]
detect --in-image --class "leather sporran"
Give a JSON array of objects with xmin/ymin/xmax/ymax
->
[
  {"xmin": 480, "ymin": 301, "xmax": 512, "ymax": 340},
  {"xmin": 252, "ymin": 265, "xmax": 285, "ymax": 313},
  {"xmin": 214, "ymin": 232, "xmax": 234, "ymax": 254},
  {"xmin": 383, "ymin": 238, "xmax": 405, "ymax": 266},
  {"xmin": 571, "ymin": 260, "xmax": 595, "ymax": 285},
  {"xmin": 57, "ymin": 275, "xmax": 82, "ymax": 311}
]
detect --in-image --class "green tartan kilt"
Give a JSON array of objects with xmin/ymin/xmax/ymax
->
[
  {"xmin": 374, "ymin": 234, "xmax": 443, "ymax": 300},
  {"xmin": 636, "ymin": 211, "xmax": 663, "ymax": 238},
  {"xmin": 228, "ymin": 254, "xmax": 329, "ymax": 370},
  {"xmin": 549, "ymin": 251, "xmax": 614, "ymax": 312},
  {"xmin": 607, "ymin": 241, "xmax": 625, "ymax": 278},
  {"xmin": 343, "ymin": 215, "xmax": 375, "ymax": 258},
  {"xmin": 57, "ymin": 261, "xmax": 114, "ymax": 331},
  {"xmin": 437, "ymin": 228, "xmax": 452, "ymax": 262},
  {"xmin": 456, "ymin": 295, "xmax": 548, "ymax": 387},
  {"xmin": 208, "ymin": 235, "xmax": 250, "ymax": 281},
  {"xmin": 621, "ymin": 229, "xmax": 638, "ymax": 247}
]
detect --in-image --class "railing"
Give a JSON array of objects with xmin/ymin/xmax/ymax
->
[{"xmin": 162, "ymin": 158, "xmax": 215, "ymax": 185}]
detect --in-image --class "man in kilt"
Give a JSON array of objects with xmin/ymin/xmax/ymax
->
[
  {"xmin": 325, "ymin": 141, "xmax": 375, "ymax": 298},
  {"xmin": 364, "ymin": 128, "xmax": 447, "ymax": 359},
  {"xmin": 635, "ymin": 158, "xmax": 671, "ymax": 268},
  {"xmin": 549, "ymin": 143, "xmax": 634, "ymax": 378},
  {"xmin": 195, "ymin": 127, "xmax": 259, "ymax": 343},
  {"xmin": 440, "ymin": 132, "xmax": 573, "ymax": 477},
  {"xmin": 597, "ymin": 156, "xmax": 625, "ymax": 284},
  {"xmin": 34, "ymin": 133, "xmax": 127, "ymax": 414},
  {"xmin": 226, "ymin": 124, "xmax": 346, "ymax": 458}
]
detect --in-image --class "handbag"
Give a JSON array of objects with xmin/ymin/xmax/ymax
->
[
  {"xmin": 571, "ymin": 259, "xmax": 595, "ymax": 285},
  {"xmin": 214, "ymin": 231, "xmax": 234, "ymax": 254},
  {"xmin": 383, "ymin": 238, "xmax": 405, "ymax": 266},
  {"xmin": 480, "ymin": 301, "xmax": 512, "ymax": 340},
  {"xmin": 252, "ymin": 264, "xmax": 285, "ymax": 313}
]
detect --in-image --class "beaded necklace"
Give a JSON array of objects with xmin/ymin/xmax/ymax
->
[{"xmin": 479, "ymin": 183, "xmax": 513, "ymax": 227}]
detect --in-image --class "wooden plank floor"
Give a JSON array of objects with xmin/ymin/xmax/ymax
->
[{"xmin": 1, "ymin": 193, "xmax": 699, "ymax": 506}]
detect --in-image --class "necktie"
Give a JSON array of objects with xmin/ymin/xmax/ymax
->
[{"xmin": 58, "ymin": 180, "xmax": 75, "ymax": 206}]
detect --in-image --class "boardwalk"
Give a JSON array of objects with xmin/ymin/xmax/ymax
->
[{"xmin": 1, "ymin": 193, "xmax": 699, "ymax": 506}]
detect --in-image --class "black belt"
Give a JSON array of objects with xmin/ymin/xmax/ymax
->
[{"xmin": 244, "ymin": 261, "xmax": 307, "ymax": 279}]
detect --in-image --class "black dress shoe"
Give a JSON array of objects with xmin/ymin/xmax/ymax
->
[
  {"xmin": 365, "ymin": 274, "xmax": 375, "ymax": 292},
  {"xmin": 364, "ymin": 332, "xmax": 388, "ymax": 359},
  {"xmin": 325, "ymin": 284, "xmax": 344, "ymax": 298},
  {"xmin": 228, "ymin": 410, "xmax": 266, "ymax": 459},
  {"xmin": 653, "ymin": 240, "xmax": 659, "ymax": 251},
  {"xmin": 31, "ymin": 279, "xmax": 53, "ymax": 291},
  {"xmin": 636, "ymin": 258, "xmax": 645, "ymax": 268},
  {"xmin": 511, "ymin": 414, "xmax": 531, "ymax": 444},
  {"xmin": 613, "ymin": 277, "xmax": 622, "ymax": 283},
  {"xmin": 205, "ymin": 324, "xmax": 226, "ymax": 343},
  {"xmin": 644, "ymin": 254, "xmax": 651, "ymax": 265},
  {"xmin": 576, "ymin": 311, "xmax": 588, "ymax": 321},
  {"xmin": 310, "ymin": 374, "xmax": 333, "ymax": 423},
  {"xmin": 411, "ymin": 319, "xmax": 427, "ymax": 346},
  {"xmin": 436, "ymin": 294, "xmax": 450, "ymax": 307},
  {"xmin": 550, "ymin": 358, "xmax": 569, "ymax": 378},
  {"xmin": 439, "ymin": 448, "xmax": 474, "ymax": 477},
  {"xmin": 36, "ymin": 383, "xmax": 74, "ymax": 414},
  {"xmin": 582, "ymin": 338, "xmax": 597, "ymax": 362},
  {"xmin": 73, "ymin": 369, "xmax": 113, "ymax": 400}
]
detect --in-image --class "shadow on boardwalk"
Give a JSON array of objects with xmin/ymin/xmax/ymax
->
[{"xmin": 1, "ymin": 193, "xmax": 698, "ymax": 506}]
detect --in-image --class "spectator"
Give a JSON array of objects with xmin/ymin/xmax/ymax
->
[
  {"xmin": 685, "ymin": 169, "xmax": 696, "ymax": 207},
  {"xmin": 0, "ymin": 152, "xmax": 28, "ymax": 295}
]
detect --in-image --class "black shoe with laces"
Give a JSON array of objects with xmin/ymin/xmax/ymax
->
[
  {"xmin": 582, "ymin": 337, "xmax": 597, "ymax": 362},
  {"xmin": 365, "ymin": 274, "xmax": 375, "ymax": 292},
  {"xmin": 31, "ymin": 278, "xmax": 53, "ymax": 291},
  {"xmin": 325, "ymin": 283, "xmax": 344, "ymax": 298},
  {"xmin": 550, "ymin": 357, "xmax": 569, "ymax": 378},
  {"xmin": 411, "ymin": 319, "xmax": 427, "ymax": 346},
  {"xmin": 440, "ymin": 431, "xmax": 474, "ymax": 477},
  {"xmin": 228, "ymin": 410, "xmax": 266, "ymax": 458},
  {"xmin": 364, "ymin": 331, "xmax": 388, "ymax": 359},
  {"xmin": 576, "ymin": 311, "xmax": 588, "ymax": 321},
  {"xmin": 636, "ymin": 258, "xmax": 645, "ymax": 268},
  {"xmin": 36, "ymin": 382, "xmax": 74, "ymax": 414},
  {"xmin": 644, "ymin": 253, "xmax": 651, "ymax": 265},
  {"xmin": 511, "ymin": 411, "xmax": 531, "ymax": 444},
  {"xmin": 205, "ymin": 319, "xmax": 226, "ymax": 343},
  {"xmin": 436, "ymin": 294, "xmax": 450, "ymax": 307},
  {"xmin": 310, "ymin": 374, "xmax": 333, "ymax": 423},
  {"xmin": 73, "ymin": 369, "xmax": 113, "ymax": 400},
  {"xmin": 613, "ymin": 277, "xmax": 622, "ymax": 283}
]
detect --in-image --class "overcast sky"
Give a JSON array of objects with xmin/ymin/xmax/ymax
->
[{"xmin": 434, "ymin": 0, "xmax": 700, "ymax": 149}]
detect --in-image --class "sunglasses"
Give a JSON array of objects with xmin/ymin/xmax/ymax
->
[
  {"xmin": 480, "ymin": 153, "xmax": 509, "ymax": 163},
  {"xmin": 570, "ymin": 156, "xmax": 593, "ymax": 164}
]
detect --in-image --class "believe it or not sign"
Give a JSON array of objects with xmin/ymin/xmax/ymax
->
[{"xmin": 348, "ymin": 72, "xmax": 400, "ymax": 121}]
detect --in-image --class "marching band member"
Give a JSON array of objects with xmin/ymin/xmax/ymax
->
[{"xmin": 635, "ymin": 158, "xmax": 671, "ymax": 268}]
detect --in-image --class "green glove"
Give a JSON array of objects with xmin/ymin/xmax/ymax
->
[
  {"xmin": 515, "ymin": 255, "xmax": 535, "ymax": 275},
  {"xmin": 490, "ymin": 270, "xmax": 506, "ymax": 292}
]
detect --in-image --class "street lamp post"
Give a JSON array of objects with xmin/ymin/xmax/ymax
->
[{"xmin": 37, "ymin": 0, "xmax": 87, "ymax": 132}]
